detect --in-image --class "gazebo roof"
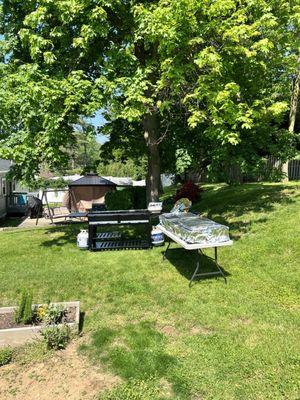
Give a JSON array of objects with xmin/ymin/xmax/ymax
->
[{"xmin": 69, "ymin": 173, "xmax": 116, "ymax": 187}]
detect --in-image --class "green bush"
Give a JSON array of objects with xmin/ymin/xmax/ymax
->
[
  {"xmin": 131, "ymin": 186, "xmax": 147, "ymax": 209},
  {"xmin": 23, "ymin": 290, "xmax": 33, "ymax": 324},
  {"xmin": 105, "ymin": 189, "xmax": 133, "ymax": 210},
  {"xmin": 43, "ymin": 304, "xmax": 64, "ymax": 325},
  {"xmin": 14, "ymin": 289, "xmax": 33, "ymax": 324},
  {"xmin": 162, "ymin": 196, "xmax": 174, "ymax": 212},
  {"xmin": 41, "ymin": 325, "xmax": 70, "ymax": 350},
  {"xmin": 0, "ymin": 347, "xmax": 13, "ymax": 367},
  {"xmin": 105, "ymin": 187, "xmax": 146, "ymax": 210}
]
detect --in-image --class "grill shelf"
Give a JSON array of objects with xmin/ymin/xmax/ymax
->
[
  {"xmin": 88, "ymin": 210, "xmax": 152, "ymax": 251},
  {"xmin": 92, "ymin": 239, "xmax": 150, "ymax": 251},
  {"xmin": 95, "ymin": 232, "xmax": 122, "ymax": 240}
]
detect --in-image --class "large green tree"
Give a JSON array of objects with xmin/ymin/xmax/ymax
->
[{"xmin": 0, "ymin": 0, "xmax": 299, "ymax": 198}]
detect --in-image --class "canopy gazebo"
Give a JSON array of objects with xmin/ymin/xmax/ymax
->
[{"xmin": 68, "ymin": 173, "xmax": 116, "ymax": 212}]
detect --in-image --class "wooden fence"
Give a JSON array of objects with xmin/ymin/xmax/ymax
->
[
  {"xmin": 267, "ymin": 156, "xmax": 300, "ymax": 180},
  {"xmin": 186, "ymin": 156, "xmax": 300, "ymax": 183},
  {"xmin": 288, "ymin": 159, "xmax": 300, "ymax": 180}
]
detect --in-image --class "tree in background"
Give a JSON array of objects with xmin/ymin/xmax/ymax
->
[
  {"xmin": 98, "ymin": 118, "xmax": 147, "ymax": 180},
  {"xmin": 0, "ymin": 1, "xmax": 299, "ymax": 196},
  {"xmin": 282, "ymin": 53, "xmax": 300, "ymax": 181},
  {"xmin": 67, "ymin": 118, "xmax": 101, "ymax": 174}
]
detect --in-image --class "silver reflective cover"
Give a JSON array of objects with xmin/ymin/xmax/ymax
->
[{"xmin": 159, "ymin": 213, "xmax": 230, "ymax": 244}]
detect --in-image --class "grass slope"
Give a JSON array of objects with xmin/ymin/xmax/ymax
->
[{"xmin": 0, "ymin": 183, "xmax": 299, "ymax": 399}]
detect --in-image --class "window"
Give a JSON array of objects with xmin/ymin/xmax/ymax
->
[{"xmin": 2, "ymin": 178, "xmax": 6, "ymax": 196}]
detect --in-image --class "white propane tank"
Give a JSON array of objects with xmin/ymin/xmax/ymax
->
[
  {"xmin": 77, "ymin": 229, "xmax": 89, "ymax": 249},
  {"xmin": 151, "ymin": 226, "xmax": 165, "ymax": 246}
]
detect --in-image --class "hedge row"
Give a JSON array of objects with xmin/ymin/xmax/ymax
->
[{"xmin": 105, "ymin": 187, "xmax": 147, "ymax": 210}]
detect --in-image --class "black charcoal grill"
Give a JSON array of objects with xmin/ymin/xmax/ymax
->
[{"xmin": 88, "ymin": 210, "xmax": 152, "ymax": 251}]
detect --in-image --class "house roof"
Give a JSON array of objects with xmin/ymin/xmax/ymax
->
[
  {"xmin": 103, "ymin": 176, "xmax": 133, "ymax": 186},
  {"xmin": 69, "ymin": 173, "xmax": 116, "ymax": 187},
  {"xmin": 0, "ymin": 159, "xmax": 12, "ymax": 172}
]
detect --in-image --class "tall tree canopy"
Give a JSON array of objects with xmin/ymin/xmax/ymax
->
[{"xmin": 0, "ymin": 0, "xmax": 299, "ymax": 197}]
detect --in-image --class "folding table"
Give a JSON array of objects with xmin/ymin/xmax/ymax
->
[{"xmin": 158, "ymin": 224, "xmax": 232, "ymax": 287}]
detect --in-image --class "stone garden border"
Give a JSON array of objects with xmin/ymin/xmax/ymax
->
[{"xmin": 0, "ymin": 301, "xmax": 80, "ymax": 347}]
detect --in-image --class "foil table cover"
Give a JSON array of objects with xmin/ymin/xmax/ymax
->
[{"xmin": 159, "ymin": 213, "xmax": 230, "ymax": 244}]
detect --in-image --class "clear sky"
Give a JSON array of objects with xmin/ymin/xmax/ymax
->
[{"xmin": 87, "ymin": 110, "xmax": 109, "ymax": 144}]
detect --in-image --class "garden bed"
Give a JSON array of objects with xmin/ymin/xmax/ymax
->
[{"xmin": 0, "ymin": 301, "xmax": 80, "ymax": 347}]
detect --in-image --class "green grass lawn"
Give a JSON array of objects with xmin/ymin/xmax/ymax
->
[{"xmin": 0, "ymin": 182, "xmax": 300, "ymax": 399}]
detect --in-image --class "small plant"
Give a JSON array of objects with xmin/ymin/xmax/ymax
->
[
  {"xmin": 23, "ymin": 290, "xmax": 33, "ymax": 324},
  {"xmin": 13, "ymin": 341, "xmax": 50, "ymax": 365},
  {"xmin": 14, "ymin": 289, "xmax": 33, "ymax": 324},
  {"xmin": 0, "ymin": 347, "xmax": 13, "ymax": 367},
  {"xmin": 35, "ymin": 304, "xmax": 49, "ymax": 322},
  {"xmin": 43, "ymin": 304, "xmax": 64, "ymax": 325},
  {"xmin": 40, "ymin": 325, "xmax": 70, "ymax": 350},
  {"xmin": 174, "ymin": 181, "xmax": 202, "ymax": 203}
]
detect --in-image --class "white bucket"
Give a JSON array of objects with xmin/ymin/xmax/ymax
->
[{"xmin": 77, "ymin": 230, "xmax": 89, "ymax": 249}]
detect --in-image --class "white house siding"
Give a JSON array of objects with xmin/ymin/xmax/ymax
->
[
  {"xmin": 0, "ymin": 172, "xmax": 7, "ymax": 219},
  {"xmin": 0, "ymin": 159, "xmax": 14, "ymax": 219}
]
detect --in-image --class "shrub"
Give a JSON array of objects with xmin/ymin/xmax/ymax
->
[
  {"xmin": 105, "ymin": 189, "xmax": 133, "ymax": 210},
  {"xmin": 14, "ymin": 289, "xmax": 33, "ymax": 324},
  {"xmin": 162, "ymin": 196, "xmax": 175, "ymax": 212},
  {"xmin": 174, "ymin": 181, "xmax": 202, "ymax": 203},
  {"xmin": 41, "ymin": 325, "xmax": 70, "ymax": 350},
  {"xmin": 43, "ymin": 304, "xmax": 64, "ymax": 325},
  {"xmin": 131, "ymin": 186, "xmax": 147, "ymax": 209},
  {"xmin": 23, "ymin": 290, "xmax": 33, "ymax": 324},
  {"xmin": 0, "ymin": 348, "xmax": 13, "ymax": 367}
]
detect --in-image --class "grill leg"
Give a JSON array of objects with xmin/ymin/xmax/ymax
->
[{"xmin": 88, "ymin": 225, "xmax": 95, "ymax": 250}]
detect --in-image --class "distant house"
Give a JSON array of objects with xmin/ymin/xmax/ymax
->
[
  {"xmin": 0, "ymin": 159, "xmax": 28, "ymax": 218},
  {"xmin": 0, "ymin": 159, "xmax": 13, "ymax": 219}
]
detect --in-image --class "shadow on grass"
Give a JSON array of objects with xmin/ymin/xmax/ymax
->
[
  {"xmin": 193, "ymin": 183, "xmax": 298, "ymax": 240},
  {"xmin": 0, "ymin": 216, "xmax": 27, "ymax": 228},
  {"xmin": 163, "ymin": 247, "xmax": 230, "ymax": 284},
  {"xmin": 79, "ymin": 311, "xmax": 85, "ymax": 334},
  {"xmin": 40, "ymin": 224, "xmax": 148, "ymax": 248},
  {"xmin": 40, "ymin": 224, "xmax": 85, "ymax": 247},
  {"xmin": 80, "ymin": 321, "xmax": 178, "ymax": 381}
]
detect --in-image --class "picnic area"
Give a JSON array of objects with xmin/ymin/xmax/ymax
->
[{"xmin": 0, "ymin": 182, "xmax": 299, "ymax": 399}]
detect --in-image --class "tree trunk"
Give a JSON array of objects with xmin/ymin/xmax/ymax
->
[
  {"xmin": 282, "ymin": 57, "xmax": 300, "ymax": 181},
  {"xmin": 143, "ymin": 112, "xmax": 161, "ymax": 203}
]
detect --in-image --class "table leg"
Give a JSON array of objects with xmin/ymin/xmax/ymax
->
[
  {"xmin": 214, "ymin": 247, "xmax": 227, "ymax": 284},
  {"xmin": 189, "ymin": 250, "xmax": 201, "ymax": 287},
  {"xmin": 163, "ymin": 240, "xmax": 171, "ymax": 261},
  {"xmin": 189, "ymin": 248, "xmax": 227, "ymax": 286}
]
